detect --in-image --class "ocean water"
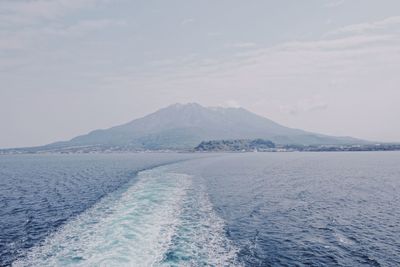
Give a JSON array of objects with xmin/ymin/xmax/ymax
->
[
  {"xmin": 1, "ymin": 152, "xmax": 400, "ymax": 266},
  {"xmin": 0, "ymin": 153, "xmax": 201, "ymax": 266}
]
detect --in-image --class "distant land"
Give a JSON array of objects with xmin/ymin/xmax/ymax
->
[
  {"xmin": 194, "ymin": 139, "xmax": 400, "ymax": 153},
  {"xmin": 195, "ymin": 139, "xmax": 275, "ymax": 152},
  {"xmin": 1, "ymin": 103, "xmax": 399, "ymax": 154}
]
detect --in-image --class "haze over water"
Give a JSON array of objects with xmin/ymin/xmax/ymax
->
[{"xmin": 1, "ymin": 152, "xmax": 399, "ymax": 266}]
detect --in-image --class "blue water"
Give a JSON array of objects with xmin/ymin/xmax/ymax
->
[
  {"xmin": 1, "ymin": 152, "xmax": 400, "ymax": 266},
  {"xmin": 0, "ymin": 153, "xmax": 201, "ymax": 266}
]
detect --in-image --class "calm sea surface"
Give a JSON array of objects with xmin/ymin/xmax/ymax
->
[{"xmin": 1, "ymin": 152, "xmax": 399, "ymax": 266}]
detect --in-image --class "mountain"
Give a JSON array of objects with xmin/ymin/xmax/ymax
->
[{"xmin": 46, "ymin": 103, "xmax": 365, "ymax": 150}]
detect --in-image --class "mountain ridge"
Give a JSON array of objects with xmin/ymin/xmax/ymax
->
[{"xmin": 46, "ymin": 103, "xmax": 366, "ymax": 150}]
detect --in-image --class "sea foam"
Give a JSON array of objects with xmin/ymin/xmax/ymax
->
[{"xmin": 13, "ymin": 165, "xmax": 240, "ymax": 266}]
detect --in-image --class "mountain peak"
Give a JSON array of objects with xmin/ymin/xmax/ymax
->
[
  {"xmin": 165, "ymin": 103, "xmax": 246, "ymax": 113},
  {"xmin": 61, "ymin": 102, "xmax": 365, "ymax": 150},
  {"xmin": 166, "ymin": 103, "xmax": 204, "ymax": 110}
]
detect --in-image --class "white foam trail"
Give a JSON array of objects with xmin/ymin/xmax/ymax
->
[
  {"xmin": 13, "ymin": 166, "xmax": 241, "ymax": 267},
  {"xmin": 159, "ymin": 179, "xmax": 241, "ymax": 266}
]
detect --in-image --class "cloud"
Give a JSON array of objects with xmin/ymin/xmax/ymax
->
[
  {"xmin": 8, "ymin": 18, "xmax": 126, "ymax": 38},
  {"xmin": 0, "ymin": 0, "xmax": 110, "ymax": 25},
  {"xmin": 207, "ymin": 32, "xmax": 221, "ymax": 37},
  {"xmin": 330, "ymin": 16, "xmax": 400, "ymax": 35},
  {"xmin": 0, "ymin": 37, "xmax": 26, "ymax": 51},
  {"xmin": 53, "ymin": 19, "xmax": 127, "ymax": 36},
  {"xmin": 281, "ymin": 34, "xmax": 396, "ymax": 51},
  {"xmin": 324, "ymin": 0, "xmax": 345, "ymax": 8},
  {"xmin": 0, "ymin": 15, "xmax": 127, "ymax": 74},
  {"xmin": 181, "ymin": 18, "xmax": 195, "ymax": 26},
  {"xmin": 99, "ymin": 25, "xmax": 400, "ymax": 92},
  {"xmin": 226, "ymin": 42, "xmax": 258, "ymax": 49}
]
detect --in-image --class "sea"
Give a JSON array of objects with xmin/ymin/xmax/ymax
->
[{"xmin": 0, "ymin": 152, "xmax": 399, "ymax": 266}]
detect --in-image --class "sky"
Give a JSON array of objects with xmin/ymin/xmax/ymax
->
[{"xmin": 1, "ymin": 0, "xmax": 400, "ymax": 148}]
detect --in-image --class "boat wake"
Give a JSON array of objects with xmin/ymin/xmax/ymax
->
[{"xmin": 13, "ymin": 165, "xmax": 240, "ymax": 266}]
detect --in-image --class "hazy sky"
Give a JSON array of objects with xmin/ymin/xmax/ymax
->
[{"xmin": 1, "ymin": 0, "xmax": 400, "ymax": 148}]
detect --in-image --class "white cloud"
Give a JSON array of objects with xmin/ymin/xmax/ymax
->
[
  {"xmin": 0, "ymin": 18, "xmax": 126, "ymax": 53},
  {"xmin": 207, "ymin": 32, "xmax": 221, "ymax": 37},
  {"xmin": 0, "ymin": 0, "xmax": 110, "ymax": 25},
  {"xmin": 181, "ymin": 18, "xmax": 195, "ymax": 26},
  {"xmin": 99, "ymin": 27, "xmax": 400, "ymax": 91},
  {"xmin": 281, "ymin": 34, "xmax": 396, "ymax": 51},
  {"xmin": 52, "ymin": 19, "xmax": 127, "ymax": 36},
  {"xmin": 324, "ymin": 0, "xmax": 345, "ymax": 8},
  {"xmin": 226, "ymin": 42, "xmax": 258, "ymax": 49},
  {"xmin": 0, "ymin": 37, "xmax": 26, "ymax": 51},
  {"xmin": 330, "ymin": 16, "xmax": 400, "ymax": 35}
]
